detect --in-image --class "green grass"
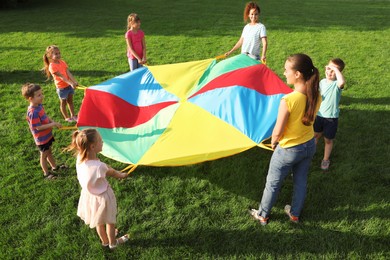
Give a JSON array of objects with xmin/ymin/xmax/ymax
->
[{"xmin": 1, "ymin": 0, "xmax": 389, "ymax": 258}]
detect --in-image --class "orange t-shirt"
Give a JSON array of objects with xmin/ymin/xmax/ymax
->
[{"xmin": 49, "ymin": 60, "xmax": 69, "ymax": 89}]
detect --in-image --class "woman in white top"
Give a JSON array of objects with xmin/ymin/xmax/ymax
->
[{"xmin": 225, "ymin": 1, "xmax": 268, "ymax": 63}]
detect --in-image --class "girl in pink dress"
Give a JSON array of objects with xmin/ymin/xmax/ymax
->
[
  {"xmin": 125, "ymin": 13, "xmax": 147, "ymax": 71},
  {"xmin": 67, "ymin": 128, "xmax": 129, "ymax": 249}
]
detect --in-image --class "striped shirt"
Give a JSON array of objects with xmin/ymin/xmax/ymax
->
[
  {"xmin": 241, "ymin": 23, "xmax": 267, "ymax": 58},
  {"xmin": 26, "ymin": 104, "xmax": 53, "ymax": 145}
]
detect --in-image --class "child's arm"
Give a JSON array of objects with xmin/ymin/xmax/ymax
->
[
  {"xmin": 261, "ymin": 37, "xmax": 267, "ymax": 63},
  {"xmin": 328, "ymin": 65, "xmax": 345, "ymax": 89},
  {"xmin": 106, "ymin": 167, "xmax": 128, "ymax": 179},
  {"xmin": 66, "ymin": 69, "xmax": 78, "ymax": 87},
  {"xmin": 126, "ymin": 38, "xmax": 143, "ymax": 63},
  {"xmin": 35, "ymin": 121, "xmax": 62, "ymax": 131},
  {"xmin": 53, "ymin": 71, "xmax": 77, "ymax": 88},
  {"xmin": 271, "ymin": 99, "xmax": 289, "ymax": 150},
  {"xmin": 141, "ymin": 37, "xmax": 147, "ymax": 64},
  {"xmin": 225, "ymin": 37, "xmax": 244, "ymax": 56}
]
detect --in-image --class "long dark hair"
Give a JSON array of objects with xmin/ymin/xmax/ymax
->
[{"xmin": 287, "ymin": 53, "xmax": 320, "ymax": 126}]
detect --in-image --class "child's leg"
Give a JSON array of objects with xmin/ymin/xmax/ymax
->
[
  {"xmin": 106, "ymin": 223, "xmax": 116, "ymax": 246},
  {"xmin": 59, "ymin": 98, "xmax": 69, "ymax": 119},
  {"xmin": 107, "ymin": 224, "xmax": 129, "ymax": 249},
  {"xmin": 66, "ymin": 94, "xmax": 75, "ymax": 118},
  {"xmin": 40, "ymin": 150, "xmax": 50, "ymax": 175},
  {"xmin": 96, "ymin": 224, "xmax": 109, "ymax": 245},
  {"xmin": 314, "ymin": 132, "xmax": 322, "ymax": 145},
  {"xmin": 46, "ymin": 147, "xmax": 57, "ymax": 169},
  {"xmin": 323, "ymin": 137, "xmax": 334, "ymax": 161}
]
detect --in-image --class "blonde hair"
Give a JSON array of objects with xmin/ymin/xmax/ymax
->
[
  {"xmin": 127, "ymin": 13, "xmax": 140, "ymax": 30},
  {"xmin": 65, "ymin": 129, "xmax": 99, "ymax": 163},
  {"xmin": 21, "ymin": 83, "xmax": 41, "ymax": 100},
  {"xmin": 42, "ymin": 45, "xmax": 60, "ymax": 80}
]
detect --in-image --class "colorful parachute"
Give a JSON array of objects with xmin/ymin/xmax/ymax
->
[{"xmin": 77, "ymin": 54, "xmax": 292, "ymax": 169}]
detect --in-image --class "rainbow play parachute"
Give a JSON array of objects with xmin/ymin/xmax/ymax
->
[{"xmin": 77, "ymin": 54, "xmax": 292, "ymax": 169}]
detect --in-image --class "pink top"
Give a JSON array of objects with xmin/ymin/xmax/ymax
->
[
  {"xmin": 76, "ymin": 159, "xmax": 109, "ymax": 195},
  {"xmin": 125, "ymin": 29, "xmax": 144, "ymax": 59}
]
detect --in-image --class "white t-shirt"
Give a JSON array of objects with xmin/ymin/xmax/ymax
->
[
  {"xmin": 77, "ymin": 159, "xmax": 109, "ymax": 195},
  {"xmin": 241, "ymin": 23, "xmax": 267, "ymax": 57}
]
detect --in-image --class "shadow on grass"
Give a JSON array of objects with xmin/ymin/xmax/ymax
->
[
  {"xmin": 0, "ymin": 70, "xmax": 125, "ymax": 85},
  {"xmin": 127, "ymin": 225, "xmax": 388, "ymax": 258},
  {"xmin": 0, "ymin": 0, "xmax": 388, "ymax": 39},
  {"xmin": 342, "ymin": 96, "xmax": 390, "ymax": 106}
]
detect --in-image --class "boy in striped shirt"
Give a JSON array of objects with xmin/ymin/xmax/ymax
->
[{"xmin": 22, "ymin": 83, "xmax": 64, "ymax": 179}]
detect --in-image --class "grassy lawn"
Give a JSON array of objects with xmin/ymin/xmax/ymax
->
[{"xmin": 0, "ymin": 0, "xmax": 389, "ymax": 259}]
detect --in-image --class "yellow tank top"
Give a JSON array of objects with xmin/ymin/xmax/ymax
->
[{"xmin": 279, "ymin": 91, "xmax": 321, "ymax": 148}]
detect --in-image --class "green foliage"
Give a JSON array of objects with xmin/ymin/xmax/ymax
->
[
  {"xmin": 0, "ymin": 0, "xmax": 389, "ymax": 259},
  {"xmin": 0, "ymin": 0, "xmax": 30, "ymax": 9}
]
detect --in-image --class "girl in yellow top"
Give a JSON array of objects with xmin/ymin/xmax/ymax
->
[{"xmin": 250, "ymin": 54, "xmax": 321, "ymax": 225}]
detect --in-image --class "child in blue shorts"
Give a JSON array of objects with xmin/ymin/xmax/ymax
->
[
  {"xmin": 43, "ymin": 45, "xmax": 79, "ymax": 123},
  {"xmin": 314, "ymin": 58, "xmax": 346, "ymax": 170}
]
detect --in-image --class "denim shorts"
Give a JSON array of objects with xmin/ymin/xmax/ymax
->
[
  {"xmin": 314, "ymin": 116, "xmax": 338, "ymax": 139},
  {"xmin": 56, "ymin": 85, "xmax": 74, "ymax": 100}
]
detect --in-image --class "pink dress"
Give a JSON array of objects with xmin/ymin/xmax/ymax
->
[{"xmin": 76, "ymin": 158, "xmax": 117, "ymax": 228}]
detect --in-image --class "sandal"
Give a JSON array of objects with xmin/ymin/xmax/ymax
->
[
  {"xmin": 52, "ymin": 164, "xmax": 68, "ymax": 172},
  {"xmin": 102, "ymin": 229, "xmax": 120, "ymax": 248},
  {"xmin": 109, "ymin": 234, "xmax": 129, "ymax": 250},
  {"xmin": 43, "ymin": 173, "xmax": 57, "ymax": 180},
  {"xmin": 117, "ymin": 234, "xmax": 129, "ymax": 244}
]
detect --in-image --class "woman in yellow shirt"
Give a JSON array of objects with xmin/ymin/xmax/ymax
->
[{"xmin": 251, "ymin": 53, "xmax": 321, "ymax": 225}]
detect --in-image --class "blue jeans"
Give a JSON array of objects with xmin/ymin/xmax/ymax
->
[
  {"xmin": 258, "ymin": 138, "xmax": 316, "ymax": 218},
  {"xmin": 128, "ymin": 58, "xmax": 143, "ymax": 71}
]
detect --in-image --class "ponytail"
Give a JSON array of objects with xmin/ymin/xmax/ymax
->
[
  {"xmin": 42, "ymin": 45, "xmax": 58, "ymax": 80},
  {"xmin": 302, "ymin": 67, "xmax": 320, "ymax": 125},
  {"xmin": 43, "ymin": 54, "xmax": 51, "ymax": 79},
  {"xmin": 287, "ymin": 53, "xmax": 320, "ymax": 126},
  {"xmin": 65, "ymin": 129, "xmax": 98, "ymax": 162}
]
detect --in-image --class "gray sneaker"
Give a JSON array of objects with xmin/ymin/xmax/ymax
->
[{"xmin": 321, "ymin": 160, "xmax": 330, "ymax": 170}]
